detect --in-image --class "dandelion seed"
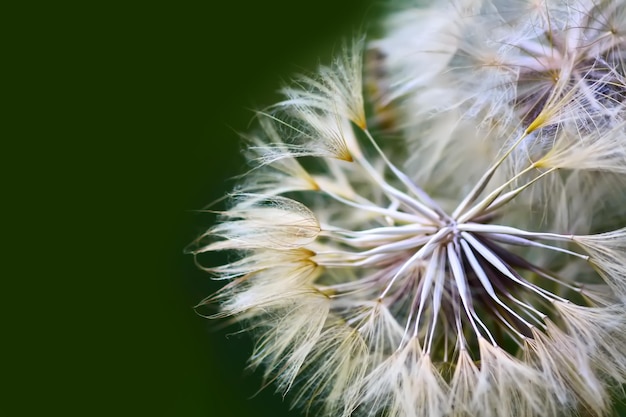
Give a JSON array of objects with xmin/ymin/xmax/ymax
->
[{"xmin": 191, "ymin": 1, "xmax": 626, "ymax": 416}]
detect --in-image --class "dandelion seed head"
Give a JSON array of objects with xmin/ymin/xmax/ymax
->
[{"xmin": 191, "ymin": 2, "xmax": 626, "ymax": 416}]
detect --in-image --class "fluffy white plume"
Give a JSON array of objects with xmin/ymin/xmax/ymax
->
[{"xmin": 194, "ymin": 1, "xmax": 626, "ymax": 416}]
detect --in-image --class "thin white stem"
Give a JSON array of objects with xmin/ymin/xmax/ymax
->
[
  {"xmin": 353, "ymin": 152, "xmax": 442, "ymax": 223},
  {"xmin": 331, "ymin": 234, "xmax": 433, "ymax": 256},
  {"xmin": 417, "ymin": 252, "xmax": 446, "ymax": 351},
  {"xmin": 313, "ymin": 252, "xmax": 392, "ymax": 268},
  {"xmin": 447, "ymin": 242, "xmax": 497, "ymax": 345},
  {"xmin": 458, "ymin": 223, "xmax": 575, "ymax": 243},
  {"xmin": 362, "ymin": 128, "xmax": 448, "ymax": 219},
  {"xmin": 399, "ymin": 276, "xmax": 425, "ymax": 350},
  {"xmin": 492, "ymin": 309, "xmax": 528, "ymax": 345},
  {"xmin": 452, "ymin": 131, "xmax": 530, "ymax": 218},
  {"xmin": 484, "ymin": 233, "xmax": 589, "ymax": 261},
  {"xmin": 321, "ymin": 187, "xmax": 425, "ymax": 223},
  {"xmin": 460, "ymin": 239, "xmax": 536, "ymax": 331},
  {"xmin": 456, "ymin": 163, "xmax": 539, "ymax": 222},
  {"xmin": 454, "ymin": 296, "xmax": 466, "ymax": 351},
  {"xmin": 461, "ymin": 232, "xmax": 569, "ymax": 303},
  {"xmin": 332, "ymin": 224, "xmax": 439, "ymax": 236},
  {"xmin": 413, "ymin": 247, "xmax": 444, "ymax": 338},
  {"xmin": 458, "ymin": 166, "xmax": 558, "ymax": 223},
  {"xmin": 379, "ymin": 227, "xmax": 451, "ymax": 299},
  {"xmin": 471, "ymin": 309, "xmax": 498, "ymax": 346},
  {"xmin": 524, "ymin": 263, "xmax": 583, "ymax": 293}
]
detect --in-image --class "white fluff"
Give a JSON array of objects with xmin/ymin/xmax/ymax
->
[{"xmin": 192, "ymin": 1, "xmax": 626, "ymax": 416}]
